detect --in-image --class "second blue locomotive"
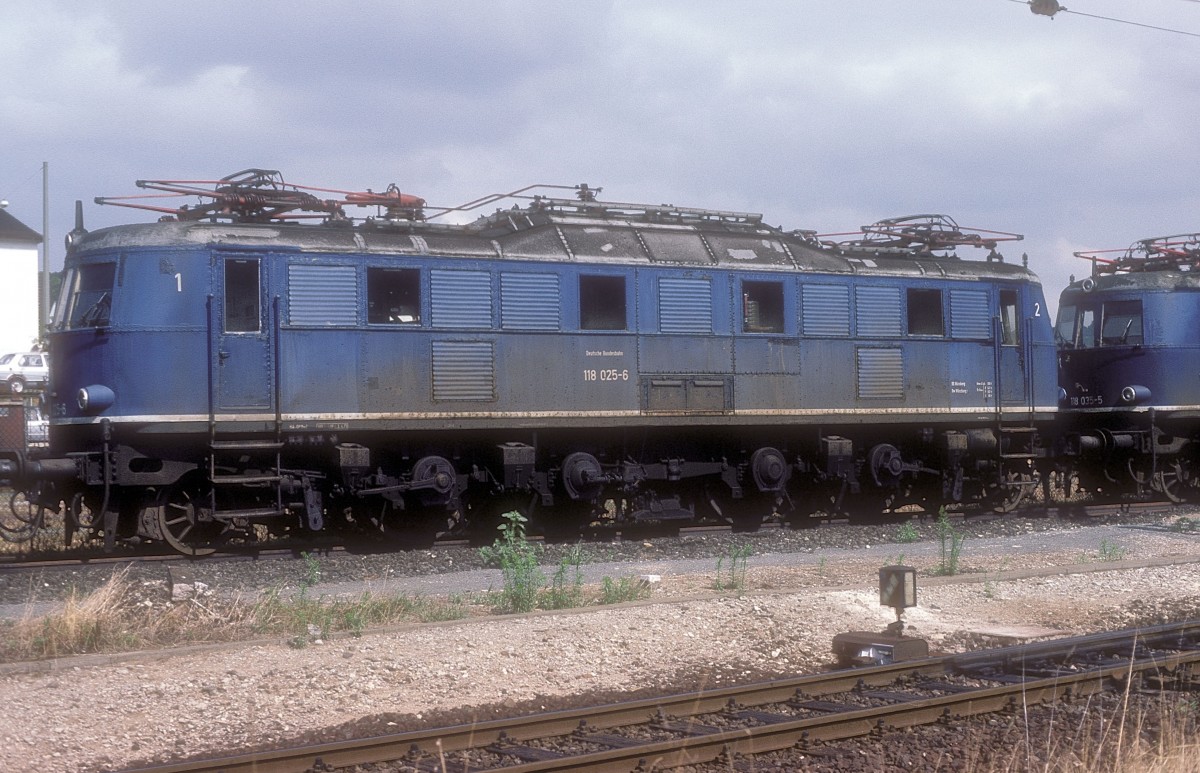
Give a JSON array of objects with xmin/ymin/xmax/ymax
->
[{"xmin": 1056, "ymin": 234, "xmax": 1200, "ymax": 502}]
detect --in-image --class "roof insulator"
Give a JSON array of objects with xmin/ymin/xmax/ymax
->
[{"xmin": 1030, "ymin": 0, "xmax": 1064, "ymax": 18}]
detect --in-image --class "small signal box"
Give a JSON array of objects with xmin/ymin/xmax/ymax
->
[{"xmin": 832, "ymin": 564, "xmax": 928, "ymax": 667}]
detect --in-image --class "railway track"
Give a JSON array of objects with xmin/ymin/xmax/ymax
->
[
  {"xmin": 0, "ymin": 499, "xmax": 1182, "ymax": 571},
  {"xmin": 116, "ymin": 620, "xmax": 1200, "ymax": 772}
]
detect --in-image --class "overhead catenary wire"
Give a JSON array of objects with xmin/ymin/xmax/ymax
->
[{"xmin": 1007, "ymin": 0, "xmax": 1200, "ymax": 37}]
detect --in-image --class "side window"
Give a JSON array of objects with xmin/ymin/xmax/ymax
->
[
  {"xmin": 368, "ymin": 267, "xmax": 421, "ymax": 324},
  {"xmin": 66, "ymin": 262, "xmax": 117, "ymax": 328},
  {"xmin": 52, "ymin": 268, "xmax": 75, "ymax": 328},
  {"xmin": 224, "ymin": 258, "xmax": 260, "ymax": 333},
  {"xmin": 1101, "ymin": 300, "xmax": 1142, "ymax": 346},
  {"xmin": 742, "ymin": 280, "xmax": 785, "ymax": 333},
  {"xmin": 1000, "ymin": 290, "xmax": 1019, "ymax": 345},
  {"xmin": 580, "ymin": 275, "xmax": 627, "ymax": 330},
  {"xmin": 906, "ymin": 288, "xmax": 943, "ymax": 336},
  {"xmin": 1055, "ymin": 304, "xmax": 1077, "ymax": 347}
]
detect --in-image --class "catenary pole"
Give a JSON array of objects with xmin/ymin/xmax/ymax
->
[{"xmin": 41, "ymin": 161, "xmax": 49, "ymax": 339}]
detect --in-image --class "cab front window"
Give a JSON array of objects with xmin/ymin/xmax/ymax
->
[
  {"xmin": 1054, "ymin": 304, "xmax": 1077, "ymax": 347},
  {"xmin": 64, "ymin": 262, "xmax": 117, "ymax": 329},
  {"xmin": 1056, "ymin": 299, "xmax": 1142, "ymax": 348}
]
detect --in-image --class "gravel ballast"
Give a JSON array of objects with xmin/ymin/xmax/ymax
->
[{"xmin": 0, "ymin": 515, "xmax": 1198, "ymax": 771}]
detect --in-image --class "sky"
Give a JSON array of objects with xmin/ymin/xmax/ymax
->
[{"xmin": 1, "ymin": 0, "xmax": 1198, "ymax": 315}]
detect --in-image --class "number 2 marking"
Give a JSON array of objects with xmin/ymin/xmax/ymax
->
[{"xmin": 1034, "ymin": 302, "xmax": 1042, "ymax": 317}]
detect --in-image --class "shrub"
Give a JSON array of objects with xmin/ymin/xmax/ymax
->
[{"xmin": 479, "ymin": 511, "xmax": 544, "ymax": 613}]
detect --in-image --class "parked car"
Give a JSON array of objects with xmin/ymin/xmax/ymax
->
[{"xmin": 0, "ymin": 352, "xmax": 49, "ymax": 393}]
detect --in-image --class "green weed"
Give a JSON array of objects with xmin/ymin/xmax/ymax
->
[
  {"xmin": 541, "ymin": 545, "xmax": 586, "ymax": 610},
  {"xmin": 600, "ymin": 576, "xmax": 652, "ymax": 604},
  {"xmin": 300, "ymin": 551, "xmax": 321, "ymax": 594},
  {"xmin": 714, "ymin": 543, "xmax": 752, "ymax": 591},
  {"xmin": 479, "ymin": 511, "xmax": 545, "ymax": 613},
  {"xmin": 1172, "ymin": 517, "xmax": 1198, "ymax": 533},
  {"xmin": 930, "ymin": 507, "xmax": 965, "ymax": 576},
  {"xmin": 1098, "ymin": 538, "xmax": 1127, "ymax": 562},
  {"xmin": 895, "ymin": 520, "xmax": 920, "ymax": 543}
]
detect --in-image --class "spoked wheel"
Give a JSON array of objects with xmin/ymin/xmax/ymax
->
[
  {"xmin": 996, "ymin": 470, "xmax": 1039, "ymax": 513},
  {"xmin": 1153, "ymin": 460, "xmax": 1195, "ymax": 504},
  {"xmin": 154, "ymin": 486, "xmax": 221, "ymax": 556}
]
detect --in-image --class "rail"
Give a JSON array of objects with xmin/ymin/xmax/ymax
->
[{"xmin": 118, "ymin": 620, "xmax": 1200, "ymax": 772}]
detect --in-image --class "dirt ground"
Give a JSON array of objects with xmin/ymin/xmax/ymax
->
[{"xmin": 0, "ymin": 523, "xmax": 1197, "ymax": 772}]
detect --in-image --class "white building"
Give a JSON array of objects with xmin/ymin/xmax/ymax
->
[{"xmin": 0, "ymin": 208, "xmax": 42, "ymax": 354}]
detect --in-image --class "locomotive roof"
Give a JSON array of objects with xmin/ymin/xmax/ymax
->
[
  {"xmin": 1062, "ymin": 269, "xmax": 1200, "ymax": 296},
  {"xmin": 72, "ymin": 198, "xmax": 1038, "ymax": 284}
]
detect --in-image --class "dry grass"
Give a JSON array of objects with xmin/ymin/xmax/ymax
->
[
  {"xmin": 0, "ymin": 567, "xmax": 472, "ymax": 661},
  {"xmin": 0, "ymin": 565, "xmax": 657, "ymax": 662},
  {"xmin": 993, "ymin": 695, "xmax": 1200, "ymax": 773},
  {"xmin": 949, "ymin": 655, "xmax": 1200, "ymax": 773}
]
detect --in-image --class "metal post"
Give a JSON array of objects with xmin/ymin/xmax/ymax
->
[{"xmin": 40, "ymin": 162, "xmax": 50, "ymax": 339}]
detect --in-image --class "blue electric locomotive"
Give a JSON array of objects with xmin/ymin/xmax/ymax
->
[
  {"xmin": 4, "ymin": 171, "xmax": 1058, "ymax": 554},
  {"xmin": 1057, "ymin": 233, "xmax": 1200, "ymax": 501}
]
